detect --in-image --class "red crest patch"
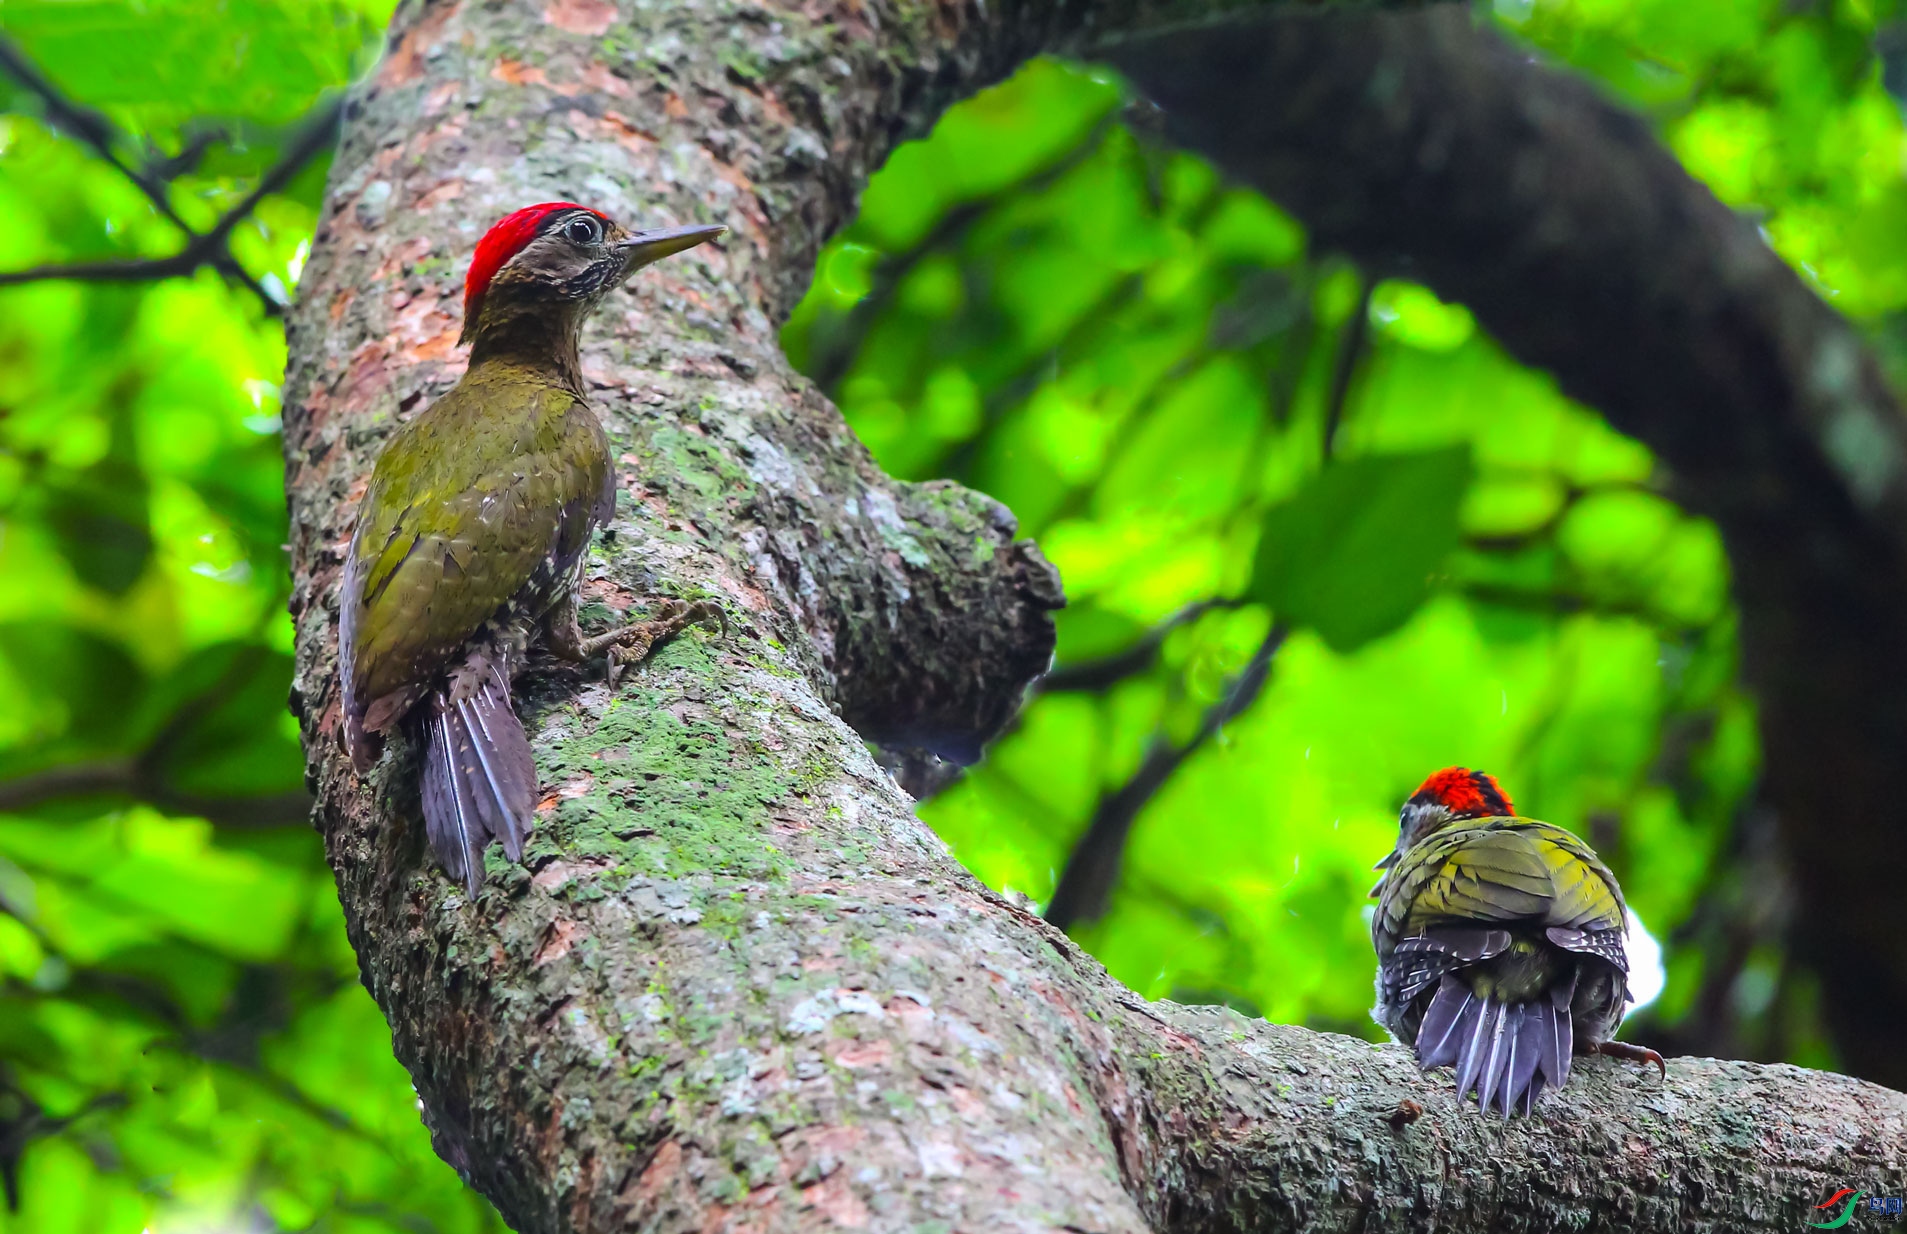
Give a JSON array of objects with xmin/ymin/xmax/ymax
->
[{"xmin": 1408, "ymin": 767, "xmax": 1514, "ymax": 820}]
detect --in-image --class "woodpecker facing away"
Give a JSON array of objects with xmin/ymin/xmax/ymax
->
[
  {"xmin": 1370, "ymin": 768, "xmax": 1665, "ymax": 1115},
  {"xmin": 339, "ymin": 203, "xmax": 724, "ymax": 894}
]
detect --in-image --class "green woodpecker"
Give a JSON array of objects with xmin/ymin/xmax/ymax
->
[
  {"xmin": 1370, "ymin": 768, "xmax": 1664, "ymax": 1115},
  {"xmin": 339, "ymin": 202, "xmax": 723, "ymax": 894}
]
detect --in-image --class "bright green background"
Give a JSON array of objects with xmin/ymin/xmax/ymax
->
[{"xmin": 1, "ymin": 0, "xmax": 1899, "ymax": 1227}]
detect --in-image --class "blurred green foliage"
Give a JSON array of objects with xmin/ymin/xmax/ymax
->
[
  {"xmin": 0, "ymin": 0, "xmax": 1901, "ymax": 1227},
  {"xmin": 0, "ymin": 1, "xmax": 502, "ymax": 1231}
]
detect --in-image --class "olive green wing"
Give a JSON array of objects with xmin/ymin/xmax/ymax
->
[
  {"xmin": 1375, "ymin": 819, "xmax": 1626, "ymax": 948},
  {"xmin": 343, "ymin": 380, "xmax": 607, "ymax": 722}
]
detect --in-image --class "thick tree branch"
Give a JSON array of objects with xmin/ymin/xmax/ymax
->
[{"xmin": 277, "ymin": 1, "xmax": 1907, "ymax": 1230}]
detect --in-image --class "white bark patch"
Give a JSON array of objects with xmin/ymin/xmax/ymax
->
[
  {"xmin": 560, "ymin": 1001, "xmax": 615, "ymax": 1068},
  {"xmin": 916, "ymin": 1139, "xmax": 964, "ymax": 1178},
  {"xmin": 785, "ymin": 988, "xmax": 887, "ymax": 1035}
]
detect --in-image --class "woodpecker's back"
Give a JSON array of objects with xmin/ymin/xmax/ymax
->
[{"xmin": 1370, "ymin": 767, "xmax": 1661, "ymax": 1115}]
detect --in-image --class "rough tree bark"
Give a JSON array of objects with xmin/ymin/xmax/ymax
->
[{"xmin": 281, "ymin": 0, "xmax": 1907, "ymax": 1230}]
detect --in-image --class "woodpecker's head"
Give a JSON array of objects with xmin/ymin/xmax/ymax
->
[
  {"xmin": 459, "ymin": 202, "xmax": 724, "ymax": 346},
  {"xmin": 1373, "ymin": 767, "xmax": 1516, "ymax": 883}
]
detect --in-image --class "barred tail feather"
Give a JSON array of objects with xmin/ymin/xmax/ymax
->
[
  {"xmin": 1416, "ymin": 975, "xmax": 1576, "ymax": 1116},
  {"xmin": 422, "ymin": 712, "xmax": 482, "ymax": 893},
  {"xmin": 420, "ymin": 669, "xmax": 536, "ymax": 895}
]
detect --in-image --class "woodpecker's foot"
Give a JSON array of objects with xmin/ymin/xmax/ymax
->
[
  {"xmin": 1593, "ymin": 1039, "xmax": 1667, "ymax": 1080},
  {"xmin": 581, "ymin": 599, "xmax": 725, "ymax": 688}
]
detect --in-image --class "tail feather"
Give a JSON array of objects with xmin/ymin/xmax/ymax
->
[
  {"xmin": 1452, "ymin": 994, "xmax": 1498, "ymax": 1102},
  {"xmin": 422, "ymin": 713, "xmax": 483, "ymax": 893},
  {"xmin": 1418, "ymin": 975, "xmax": 1579, "ymax": 1116},
  {"xmin": 421, "ymin": 669, "xmax": 536, "ymax": 895},
  {"xmin": 1416, "ymin": 976, "xmax": 1469, "ymax": 1068},
  {"xmin": 1547, "ymin": 979, "xmax": 1575, "ymax": 1091},
  {"xmin": 464, "ymin": 669, "xmax": 535, "ymax": 859},
  {"xmin": 1476, "ymin": 1000, "xmax": 1515, "ymax": 1115},
  {"xmin": 1508, "ymin": 1003, "xmax": 1545, "ymax": 1115}
]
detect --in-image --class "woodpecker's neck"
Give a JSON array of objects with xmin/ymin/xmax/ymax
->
[{"xmin": 465, "ymin": 297, "xmax": 592, "ymax": 393}]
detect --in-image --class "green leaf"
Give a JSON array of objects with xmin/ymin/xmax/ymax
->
[{"xmin": 1248, "ymin": 447, "xmax": 1474, "ymax": 651}]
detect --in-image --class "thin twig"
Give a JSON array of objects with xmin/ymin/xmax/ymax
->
[
  {"xmin": 0, "ymin": 647, "xmax": 314, "ymax": 828},
  {"xmin": 1457, "ymin": 580, "xmax": 1712, "ymax": 634},
  {"xmin": 0, "ymin": 758, "xmax": 312, "ymax": 828},
  {"xmin": 0, "ymin": 37, "xmax": 187, "ymax": 229},
  {"xmin": 1035, "ymin": 598, "xmax": 1244, "ymax": 694},
  {"xmin": 0, "ymin": 33, "xmax": 282, "ymax": 304},
  {"xmin": 1040, "ymin": 264, "xmax": 1375, "ymax": 928},
  {"xmin": 1320, "ymin": 275, "xmax": 1373, "ymax": 460},
  {"xmin": 0, "ymin": 36, "xmax": 341, "ymax": 314},
  {"xmin": 806, "ymin": 112, "xmax": 1122, "ymax": 392},
  {"xmin": 1044, "ymin": 623, "xmax": 1287, "ymax": 930},
  {"xmin": 0, "ymin": 1087, "xmax": 126, "ymax": 1211}
]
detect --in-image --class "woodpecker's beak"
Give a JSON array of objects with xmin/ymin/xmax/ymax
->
[{"xmin": 618, "ymin": 223, "xmax": 726, "ymax": 270}]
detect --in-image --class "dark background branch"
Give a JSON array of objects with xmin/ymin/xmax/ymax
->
[
  {"xmin": 1035, "ymin": 598, "xmax": 1241, "ymax": 694},
  {"xmin": 0, "ymin": 759, "xmax": 312, "ymax": 829},
  {"xmin": 0, "ymin": 647, "xmax": 314, "ymax": 828}
]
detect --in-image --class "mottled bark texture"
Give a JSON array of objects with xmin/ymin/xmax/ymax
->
[
  {"xmin": 1105, "ymin": 7, "xmax": 1907, "ymax": 1093},
  {"xmin": 280, "ymin": 1, "xmax": 1907, "ymax": 1231}
]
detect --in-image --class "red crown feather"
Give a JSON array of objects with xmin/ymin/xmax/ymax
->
[
  {"xmin": 464, "ymin": 202, "xmax": 604, "ymax": 321},
  {"xmin": 1409, "ymin": 767, "xmax": 1514, "ymax": 820}
]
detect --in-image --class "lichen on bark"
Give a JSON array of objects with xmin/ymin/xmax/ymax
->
[{"xmin": 279, "ymin": 1, "xmax": 1907, "ymax": 1231}]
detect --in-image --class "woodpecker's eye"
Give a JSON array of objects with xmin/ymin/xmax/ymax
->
[{"xmin": 563, "ymin": 215, "xmax": 603, "ymax": 245}]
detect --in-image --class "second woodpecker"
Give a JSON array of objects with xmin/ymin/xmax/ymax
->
[
  {"xmin": 339, "ymin": 202, "xmax": 723, "ymax": 894},
  {"xmin": 1371, "ymin": 768, "xmax": 1664, "ymax": 1115}
]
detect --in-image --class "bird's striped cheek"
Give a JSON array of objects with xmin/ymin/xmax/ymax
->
[{"xmin": 558, "ymin": 259, "xmax": 624, "ymax": 302}]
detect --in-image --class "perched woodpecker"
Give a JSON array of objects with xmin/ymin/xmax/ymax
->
[
  {"xmin": 1370, "ymin": 768, "xmax": 1664, "ymax": 1115},
  {"xmin": 339, "ymin": 202, "xmax": 724, "ymax": 894}
]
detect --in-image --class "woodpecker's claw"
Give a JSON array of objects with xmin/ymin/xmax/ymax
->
[
  {"xmin": 1593, "ymin": 1039, "xmax": 1667, "ymax": 1080},
  {"xmin": 583, "ymin": 599, "xmax": 725, "ymax": 688}
]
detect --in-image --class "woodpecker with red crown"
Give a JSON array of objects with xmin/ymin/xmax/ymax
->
[
  {"xmin": 1370, "ymin": 767, "xmax": 1665, "ymax": 1115},
  {"xmin": 339, "ymin": 203, "xmax": 724, "ymax": 894}
]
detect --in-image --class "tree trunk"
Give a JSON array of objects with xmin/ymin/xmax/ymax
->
[{"xmin": 282, "ymin": 1, "xmax": 1907, "ymax": 1230}]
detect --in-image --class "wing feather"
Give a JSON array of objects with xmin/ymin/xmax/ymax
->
[
  {"xmin": 341, "ymin": 378, "xmax": 610, "ymax": 721},
  {"xmin": 1374, "ymin": 819, "xmax": 1626, "ymax": 947}
]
